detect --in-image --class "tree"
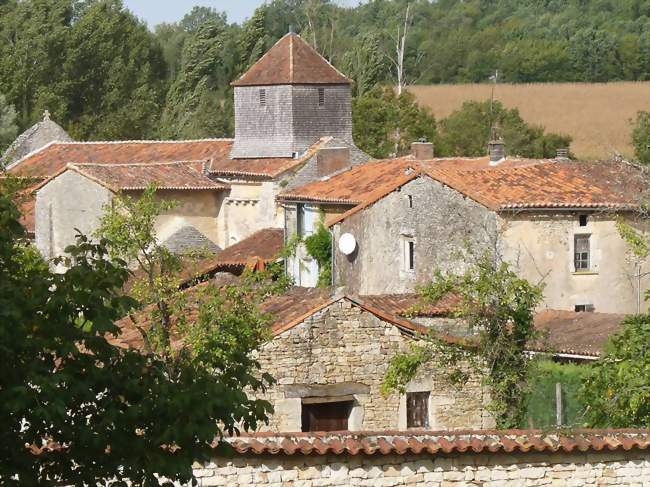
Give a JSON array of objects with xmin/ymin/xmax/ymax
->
[
  {"xmin": 240, "ymin": 4, "xmax": 270, "ymax": 72},
  {"xmin": 581, "ymin": 314, "xmax": 650, "ymax": 428},
  {"xmin": 632, "ymin": 111, "xmax": 650, "ymax": 165},
  {"xmin": 383, "ymin": 254, "xmax": 543, "ymax": 428},
  {"xmin": 0, "ymin": 193, "xmax": 272, "ymax": 485},
  {"xmin": 0, "ymin": 92, "xmax": 17, "ymax": 157},
  {"xmin": 341, "ymin": 32, "xmax": 386, "ymax": 97},
  {"xmin": 353, "ymin": 86, "xmax": 437, "ymax": 158},
  {"xmin": 438, "ymin": 100, "xmax": 572, "ymax": 158},
  {"xmin": 160, "ymin": 18, "xmax": 235, "ymax": 139}
]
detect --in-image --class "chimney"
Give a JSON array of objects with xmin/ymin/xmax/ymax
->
[
  {"xmin": 488, "ymin": 138, "xmax": 506, "ymax": 165},
  {"xmin": 411, "ymin": 138, "xmax": 434, "ymax": 160},
  {"xmin": 317, "ymin": 147, "xmax": 350, "ymax": 177},
  {"xmin": 556, "ymin": 147, "xmax": 570, "ymax": 160}
]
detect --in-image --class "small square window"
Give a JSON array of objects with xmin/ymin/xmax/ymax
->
[
  {"xmin": 318, "ymin": 87, "xmax": 325, "ymax": 106},
  {"xmin": 259, "ymin": 88, "xmax": 266, "ymax": 107},
  {"xmin": 579, "ymin": 215, "xmax": 588, "ymax": 227},
  {"xmin": 407, "ymin": 391, "xmax": 429, "ymax": 428},
  {"xmin": 574, "ymin": 234, "xmax": 590, "ymax": 271}
]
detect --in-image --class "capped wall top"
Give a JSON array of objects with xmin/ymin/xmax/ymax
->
[{"xmin": 232, "ymin": 32, "xmax": 352, "ymax": 87}]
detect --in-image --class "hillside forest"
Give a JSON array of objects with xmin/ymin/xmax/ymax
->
[{"xmin": 0, "ymin": 0, "xmax": 649, "ymax": 161}]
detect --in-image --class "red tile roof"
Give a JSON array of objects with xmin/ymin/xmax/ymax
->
[
  {"xmin": 68, "ymin": 162, "xmax": 227, "ymax": 191},
  {"xmin": 232, "ymin": 33, "xmax": 352, "ymax": 87},
  {"xmin": 228, "ymin": 429, "xmax": 650, "ymax": 456},
  {"xmin": 532, "ymin": 309, "xmax": 626, "ymax": 357},
  {"xmin": 358, "ymin": 293, "xmax": 460, "ymax": 317},
  {"xmin": 9, "ymin": 138, "xmax": 327, "ymax": 181}
]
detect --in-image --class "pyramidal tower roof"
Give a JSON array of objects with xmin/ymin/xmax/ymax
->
[{"xmin": 232, "ymin": 32, "xmax": 352, "ymax": 87}]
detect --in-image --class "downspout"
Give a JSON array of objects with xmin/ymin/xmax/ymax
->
[{"xmin": 331, "ymin": 226, "xmax": 336, "ymax": 287}]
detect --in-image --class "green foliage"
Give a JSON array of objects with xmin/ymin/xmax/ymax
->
[
  {"xmin": 0, "ymin": 192, "xmax": 271, "ymax": 485},
  {"xmin": 0, "ymin": 92, "xmax": 17, "ymax": 157},
  {"xmin": 304, "ymin": 221, "xmax": 332, "ymax": 287},
  {"xmin": 633, "ymin": 111, "xmax": 650, "ymax": 165},
  {"xmin": 523, "ymin": 359, "xmax": 590, "ymax": 428},
  {"xmin": 581, "ymin": 314, "xmax": 650, "ymax": 428},
  {"xmin": 384, "ymin": 254, "xmax": 544, "ymax": 428},
  {"xmin": 353, "ymin": 86, "xmax": 437, "ymax": 158},
  {"xmin": 438, "ymin": 100, "xmax": 572, "ymax": 158}
]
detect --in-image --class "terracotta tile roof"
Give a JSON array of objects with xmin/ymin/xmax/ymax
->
[
  {"xmin": 181, "ymin": 229, "xmax": 285, "ymax": 284},
  {"xmin": 8, "ymin": 140, "xmax": 233, "ymax": 179},
  {"xmin": 278, "ymin": 158, "xmax": 416, "ymax": 205},
  {"xmin": 10, "ymin": 138, "xmax": 328, "ymax": 183},
  {"xmin": 425, "ymin": 160, "xmax": 643, "ymax": 211},
  {"xmin": 531, "ymin": 309, "xmax": 626, "ymax": 357},
  {"xmin": 359, "ymin": 293, "xmax": 460, "ymax": 317},
  {"xmin": 228, "ymin": 429, "xmax": 650, "ymax": 456},
  {"xmin": 232, "ymin": 33, "xmax": 352, "ymax": 87},
  {"xmin": 68, "ymin": 162, "xmax": 227, "ymax": 191}
]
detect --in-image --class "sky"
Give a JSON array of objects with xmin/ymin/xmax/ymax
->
[{"xmin": 123, "ymin": 1, "xmax": 361, "ymax": 27}]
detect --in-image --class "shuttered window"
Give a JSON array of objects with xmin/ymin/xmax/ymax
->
[
  {"xmin": 406, "ymin": 392, "xmax": 429, "ymax": 428},
  {"xmin": 302, "ymin": 400, "xmax": 352, "ymax": 432}
]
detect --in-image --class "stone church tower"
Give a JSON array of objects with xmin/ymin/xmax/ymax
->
[{"xmin": 230, "ymin": 32, "xmax": 354, "ymax": 159}]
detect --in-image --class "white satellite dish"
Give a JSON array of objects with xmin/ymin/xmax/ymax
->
[{"xmin": 338, "ymin": 233, "xmax": 357, "ymax": 255}]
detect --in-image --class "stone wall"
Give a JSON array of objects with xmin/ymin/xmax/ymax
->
[
  {"xmin": 332, "ymin": 176, "xmax": 498, "ymax": 295},
  {"xmin": 193, "ymin": 449, "xmax": 650, "ymax": 486},
  {"xmin": 252, "ymin": 298, "xmax": 491, "ymax": 432},
  {"xmin": 501, "ymin": 211, "xmax": 650, "ymax": 314}
]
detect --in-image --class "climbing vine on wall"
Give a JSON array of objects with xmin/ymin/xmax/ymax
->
[{"xmin": 304, "ymin": 222, "xmax": 332, "ymax": 288}]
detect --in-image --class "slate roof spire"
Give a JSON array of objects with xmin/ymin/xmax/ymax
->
[{"xmin": 232, "ymin": 32, "xmax": 352, "ymax": 87}]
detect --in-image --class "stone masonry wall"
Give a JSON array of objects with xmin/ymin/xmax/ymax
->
[
  {"xmin": 333, "ymin": 176, "xmax": 498, "ymax": 295},
  {"xmin": 252, "ymin": 299, "xmax": 491, "ymax": 432},
  {"xmin": 193, "ymin": 449, "xmax": 650, "ymax": 486}
]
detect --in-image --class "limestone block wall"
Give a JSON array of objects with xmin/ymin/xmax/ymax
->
[
  {"xmin": 333, "ymin": 176, "xmax": 498, "ymax": 295},
  {"xmin": 193, "ymin": 450, "xmax": 650, "ymax": 486},
  {"xmin": 501, "ymin": 211, "xmax": 650, "ymax": 314},
  {"xmin": 252, "ymin": 299, "xmax": 491, "ymax": 432}
]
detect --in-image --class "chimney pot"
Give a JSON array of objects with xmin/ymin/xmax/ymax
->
[
  {"xmin": 411, "ymin": 141, "xmax": 434, "ymax": 160},
  {"xmin": 488, "ymin": 139, "xmax": 506, "ymax": 165}
]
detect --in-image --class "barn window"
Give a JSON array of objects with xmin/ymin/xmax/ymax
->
[
  {"xmin": 301, "ymin": 400, "xmax": 352, "ymax": 432},
  {"xmin": 579, "ymin": 214, "xmax": 588, "ymax": 227},
  {"xmin": 406, "ymin": 392, "xmax": 429, "ymax": 428},
  {"xmin": 574, "ymin": 234, "xmax": 590, "ymax": 271},
  {"xmin": 402, "ymin": 237, "xmax": 415, "ymax": 272},
  {"xmin": 259, "ymin": 88, "xmax": 266, "ymax": 106},
  {"xmin": 318, "ymin": 87, "xmax": 325, "ymax": 106}
]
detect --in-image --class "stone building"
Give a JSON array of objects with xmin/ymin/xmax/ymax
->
[
  {"xmin": 279, "ymin": 145, "xmax": 648, "ymax": 314},
  {"xmin": 5, "ymin": 33, "xmax": 369, "ymax": 256}
]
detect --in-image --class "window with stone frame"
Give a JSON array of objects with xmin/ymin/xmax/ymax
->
[
  {"xmin": 406, "ymin": 391, "xmax": 430, "ymax": 428},
  {"xmin": 301, "ymin": 399, "xmax": 352, "ymax": 432},
  {"xmin": 574, "ymin": 234, "xmax": 590, "ymax": 271}
]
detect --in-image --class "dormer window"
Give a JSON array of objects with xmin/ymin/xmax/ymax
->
[
  {"xmin": 259, "ymin": 88, "xmax": 266, "ymax": 107},
  {"xmin": 318, "ymin": 87, "xmax": 325, "ymax": 106}
]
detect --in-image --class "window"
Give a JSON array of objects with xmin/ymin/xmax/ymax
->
[
  {"xmin": 579, "ymin": 214, "xmax": 588, "ymax": 227},
  {"xmin": 296, "ymin": 204, "xmax": 305, "ymax": 237},
  {"xmin": 575, "ymin": 304, "xmax": 594, "ymax": 312},
  {"xmin": 401, "ymin": 238, "xmax": 415, "ymax": 272},
  {"xmin": 259, "ymin": 88, "xmax": 266, "ymax": 106},
  {"xmin": 407, "ymin": 195, "xmax": 413, "ymax": 208},
  {"xmin": 574, "ymin": 235, "xmax": 590, "ymax": 271},
  {"xmin": 301, "ymin": 400, "xmax": 352, "ymax": 432},
  {"xmin": 406, "ymin": 392, "xmax": 429, "ymax": 428},
  {"xmin": 318, "ymin": 87, "xmax": 325, "ymax": 106}
]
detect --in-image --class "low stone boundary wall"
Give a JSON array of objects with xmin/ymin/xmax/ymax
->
[{"xmin": 193, "ymin": 429, "xmax": 650, "ymax": 486}]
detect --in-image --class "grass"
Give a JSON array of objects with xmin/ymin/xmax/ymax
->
[{"xmin": 408, "ymin": 82, "xmax": 650, "ymax": 160}]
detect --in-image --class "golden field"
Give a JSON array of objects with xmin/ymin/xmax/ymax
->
[{"xmin": 408, "ymin": 82, "xmax": 650, "ymax": 160}]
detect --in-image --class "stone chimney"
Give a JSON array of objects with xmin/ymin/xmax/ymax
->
[
  {"xmin": 317, "ymin": 147, "xmax": 350, "ymax": 177},
  {"xmin": 488, "ymin": 139, "xmax": 506, "ymax": 165},
  {"xmin": 411, "ymin": 139, "xmax": 434, "ymax": 160},
  {"xmin": 556, "ymin": 147, "xmax": 570, "ymax": 160}
]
